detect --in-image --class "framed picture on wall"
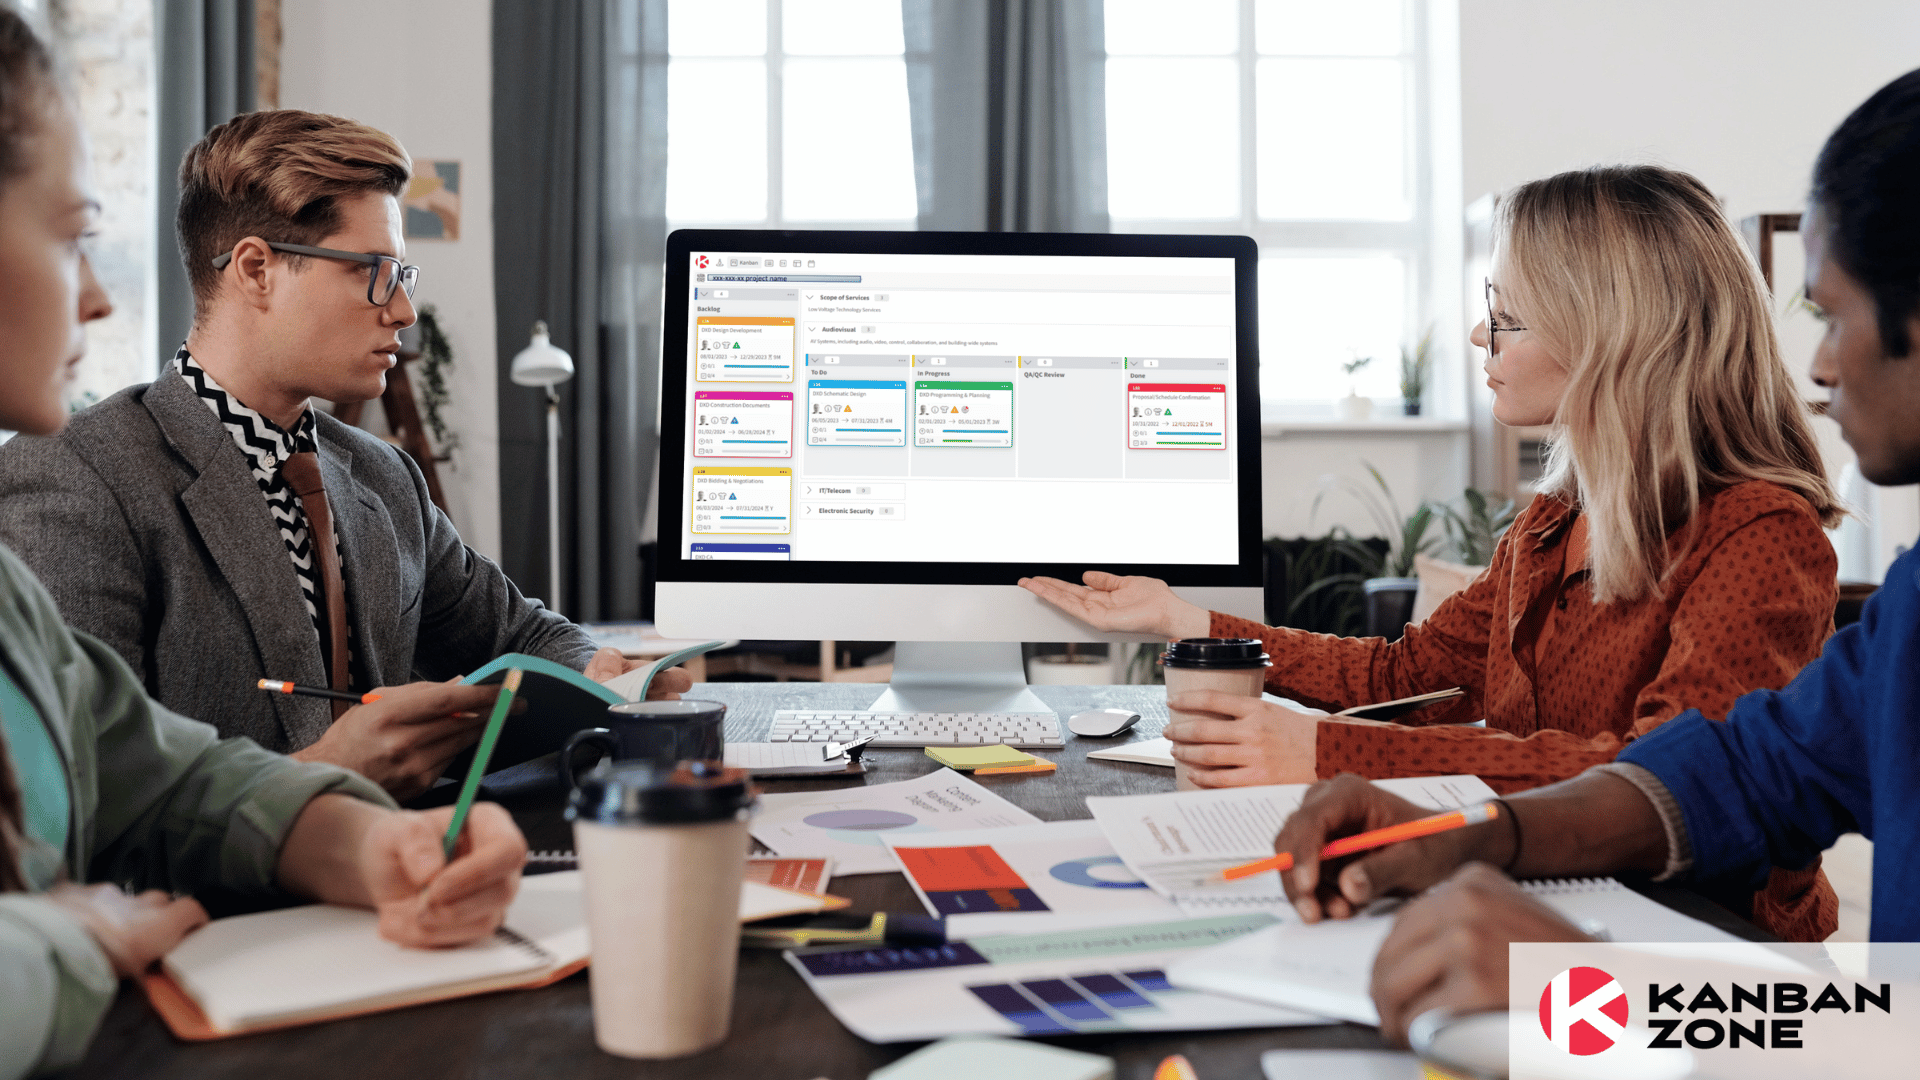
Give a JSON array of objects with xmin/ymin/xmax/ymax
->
[{"xmin": 404, "ymin": 160, "xmax": 461, "ymax": 240}]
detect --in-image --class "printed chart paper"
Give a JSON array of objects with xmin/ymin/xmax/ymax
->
[
  {"xmin": 751, "ymin": 771, "xmax": 1042, "ymax": 875},
  {"xmin": 1087, "ymin": 775, "xmax": 1498, "ymax": 914},
  {"xmin": 786, "ymin": 912, "xmax": 1327, "ymax": 1043},
  {"xmin": 884, "ymin": 820, "xmax": 1181, "ymax": 921}
]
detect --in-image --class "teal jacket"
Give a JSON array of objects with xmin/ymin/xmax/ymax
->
[{"xmin": 0, "ymin": 543, "xmax": 392, "ymax": 1078}]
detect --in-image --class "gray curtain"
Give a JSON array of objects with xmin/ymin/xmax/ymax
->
[
  {"xmin": 904, "ymin": 0, "xmax": 1107, "ymax": 233},
  {"xmin": 492, "ymin": 0, "xmax": 668, "ymax": 620},
  {"xmin": 154, "ymin": 0, "xmax": 255, "ymax": 367}
]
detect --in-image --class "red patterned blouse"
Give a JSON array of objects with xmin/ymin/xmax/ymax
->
[{"xmin": 1211, "ymin": 479, "xmax": 1840, "ymax": 941}]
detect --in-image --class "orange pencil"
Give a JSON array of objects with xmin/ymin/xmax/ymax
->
[
  {"xmin": 1215, "ymin": 801, "xmax": 1501, "ymax": 881},
  {"xmin": 257, "ymin": 678, "xmax": 382, "ymax": 705},
  {"xmin": 1153, "ymin": 1054, "xmax": 1198, "ymax": 1080}
]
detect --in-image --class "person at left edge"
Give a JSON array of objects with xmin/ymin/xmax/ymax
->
[{"xmin": 0, "ymin": 110, "xmax": 691, "ymax": 800}]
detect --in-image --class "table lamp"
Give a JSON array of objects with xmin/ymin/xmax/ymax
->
[{"xmin": 511, "ymin": 320, "xmax": 575, "ymax": 614}]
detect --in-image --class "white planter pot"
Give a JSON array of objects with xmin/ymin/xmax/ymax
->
[{"xmin": 1338, "ymin": 393, "xmax": 1374, "ymax": 422}]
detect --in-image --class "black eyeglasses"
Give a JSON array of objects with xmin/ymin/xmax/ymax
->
[
  {"xmin": 1485, "ymin": 277, "xmax": 1527, "ymax": 357},
  {"xmin": 211, "ymin": 241, "xmax": 420, "ymax": 306}
]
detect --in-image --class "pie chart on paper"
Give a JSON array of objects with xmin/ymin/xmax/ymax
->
[
  {"xmin": 1048, "ymin": 855, "xmax": 1151, "ymax": 890},
  {"xmin": 803, "ymin": 809, "xmax": 919, "ymax": 831}
]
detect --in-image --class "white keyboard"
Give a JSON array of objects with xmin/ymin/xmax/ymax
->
[{"xmin": 768, "ymin": 710, "xmax": 1065, "ymax": 748}]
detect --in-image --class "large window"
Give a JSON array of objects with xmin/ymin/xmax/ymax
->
[
  {"xmin": 1105, "ymin": 0, "xmax": 1434, "ymax": 411},
  {"xmin": 666, "ymin": 0, "xmax": 917, "ymax": 228}
]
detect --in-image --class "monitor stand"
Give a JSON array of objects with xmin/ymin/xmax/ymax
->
[{"xmin": 862, "ymin": 641, "xmax": 1051, "ymax": 715}]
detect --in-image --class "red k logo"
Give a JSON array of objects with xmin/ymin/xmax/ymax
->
[
  {"xmin": 697, "ymin": 255, "xmax": 710, "ymax": 268},
  {"xmin": 1539, "ymin": 966, "xmax": 1628, "ymax": 1055}
]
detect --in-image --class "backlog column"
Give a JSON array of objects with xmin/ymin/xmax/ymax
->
[{"xmin": 1126, "ymin": 382, "xmax": 1227, "ymax": 449}]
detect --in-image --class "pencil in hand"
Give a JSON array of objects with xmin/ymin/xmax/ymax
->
[
  {"xmin": 1215, "ymin": 801, "xmax": 1502, "ymax": 882},
  {"xmin": 443, "ymin": 668, "xmax": 523, "ymax": 859},
  {"xmin": 257, "ymin": 679, "xmax": 382, "ymax": 705}
]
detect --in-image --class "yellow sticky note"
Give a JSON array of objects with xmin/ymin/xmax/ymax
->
[
  {"xmin": 976, "ymin": 758, "xmax": 1057, "ymax": 776},
  {"xmin": 924, "ymin": 744, "xmax": 1035, "ymax": 770}
]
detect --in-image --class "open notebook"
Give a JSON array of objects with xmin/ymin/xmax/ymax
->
[
  {"xmin": 1165, "ymin": 877, "xmax": 1758, "ymax": 1026},
  {"xmin": 144, "ymin": 869, "xmax": 845, "ymax": 1039}
]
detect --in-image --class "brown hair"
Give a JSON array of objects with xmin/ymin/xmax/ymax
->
[
  {"xmin": 1497, "ymin": 165, "xmax": 1842, "ymax": 603},
  {"xmin": 176, "ymin": 109, "xmax": 410, "ymax": 314},
  {"xmin": 0, "ymin": 5, "xmax": 57, "ymax": 893}
]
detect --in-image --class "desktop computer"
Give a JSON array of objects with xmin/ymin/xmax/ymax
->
[{"xmin": 654, "ymin": 230, "xmax": 1264, "ymax": 738}]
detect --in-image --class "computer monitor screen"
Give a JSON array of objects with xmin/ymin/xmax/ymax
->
[{"xmin": 655, "ymin": 229, "xmax": 1263, "ymax": 647}]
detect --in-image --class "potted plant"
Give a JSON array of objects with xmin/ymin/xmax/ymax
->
[
  {"xmin": 1338, "ymin": 354, "xmax": 1374, "ymax": 421},
  {"xmin": 1437, "ymin": 487, "xmax": 1520, "ymax": 566},
  {"xmin": 1399, "ymin": 327, "xmax": 1433, "ymax": 416},
  {"xmin": 1315, "ymin": 463, "xmax": 1438, "ymax": 640}
]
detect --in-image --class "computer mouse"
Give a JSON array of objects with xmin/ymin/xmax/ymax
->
[{"xmin": 1067, "ymin": 708, "xmax": 1141, "ymax": 738}]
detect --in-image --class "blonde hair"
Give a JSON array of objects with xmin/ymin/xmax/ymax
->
[
  {"xmin": 176, "ymin": 109, "xmax": 411, "ymax": 313},
  {"xmin": 1495, "ymin": 165, "xmax": 1841, "ymax": 603}
]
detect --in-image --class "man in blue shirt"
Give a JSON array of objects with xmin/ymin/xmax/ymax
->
[{"xmin": 1265, "ymin": 67, "xmax": 1920, "ymax": 1044}]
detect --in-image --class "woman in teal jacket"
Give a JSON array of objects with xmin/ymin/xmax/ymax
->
[{"xmin": 0, "ymin": 14, "xmax": 525, "ymax": 1076}]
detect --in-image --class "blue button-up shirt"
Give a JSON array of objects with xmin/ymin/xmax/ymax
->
[{"xmin": 1619, "ymin": 540, "xmax": 1920, "ymax": 941}]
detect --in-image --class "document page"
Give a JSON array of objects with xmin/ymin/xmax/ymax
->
[
  {"xmin": 751, "ymin": 770, "xmax": 1042, "ymax": 874},
  {"xmin": 786, "ymin": 911, "xmax": 1327, "ymax": 1042},
  {"xmin": 1087, "ymin": 775, "xmax": 1498, "ymax": 914}
]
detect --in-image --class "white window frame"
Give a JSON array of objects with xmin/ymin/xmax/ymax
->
[
  {"xmin": 1105, "ymin": 0, "xmax": 1465, "ymax": 428},
  {"xmin": 666, "ymin": 0, "xmax": 917, "ymax": 233}
]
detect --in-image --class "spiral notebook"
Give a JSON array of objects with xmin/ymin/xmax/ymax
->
[
  {"xmin": 1164, "ymin": 877, "xmax": 1749, "ymax": 1025},
  {"xmin": 144, "ymin": 869, "xmax": 846, "ymax": 1039}
]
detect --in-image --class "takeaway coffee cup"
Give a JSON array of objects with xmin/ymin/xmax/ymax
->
[
  {"xmin": 558, "ymin": 699, "xmax": 727, "ymax": 791},
  {"xmin": 567, "ymin": 759, "xmax": 756, "ymax": 1058},
  {"xmin": 1161, "ymin": 638, "xmax": 1271, "ymax": 790}
]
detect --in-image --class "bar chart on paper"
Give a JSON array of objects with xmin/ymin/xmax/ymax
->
[{"xmin": 784, "ymin": 912, "xmax": 1328, "ymax": 1042}]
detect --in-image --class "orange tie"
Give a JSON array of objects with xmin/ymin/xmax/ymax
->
[{"xmin": 280, "ymin": 451, "xmax": 351, "ymax": 718}]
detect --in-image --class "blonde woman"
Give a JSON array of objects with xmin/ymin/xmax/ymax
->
[{"xmin": 1023, "ymin": 165, "xmax": 1843, "ymax": 941}]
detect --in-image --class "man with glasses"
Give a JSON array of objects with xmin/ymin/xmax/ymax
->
[{"xmin": 0, "ymin": 110, "xmax": 688, "ymax": 800}]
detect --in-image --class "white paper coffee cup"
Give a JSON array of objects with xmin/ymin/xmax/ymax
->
[
  {"xmin": 1161, "ymin": 638, "xmax": 1272, "ymax": 790},
  {"xmin": 568, "ymin": 761, "xmax": 755, "ymax": 1058}
]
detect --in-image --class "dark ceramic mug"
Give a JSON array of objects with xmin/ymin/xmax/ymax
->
[{"xmin": 557, "ymin": 699, "xmax": 728, "ymax": 792}]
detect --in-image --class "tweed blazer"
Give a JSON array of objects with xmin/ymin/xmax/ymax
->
[{"xmin": 0, "ymin": 367, "xmax": 599, "ymax": 753}]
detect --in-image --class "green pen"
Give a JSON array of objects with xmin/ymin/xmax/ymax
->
[{"xmin": 443, "ymin": 667, "xmax": 523, "ymax": 859}]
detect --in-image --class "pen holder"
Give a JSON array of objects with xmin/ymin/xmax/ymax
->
[{"xmin": 568, "ymin": 759, "xmax": 756, "ymax": 1058}]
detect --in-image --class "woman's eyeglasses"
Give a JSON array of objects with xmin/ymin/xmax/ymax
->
[{"xmin": 1485, "ymin": 278, "xmax": 1527, "ymax": 357}]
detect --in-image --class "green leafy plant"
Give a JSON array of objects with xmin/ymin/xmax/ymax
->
[
  {"xmin": 414, "ymin": 304, "xmax": 459, "ymax": 457},
  {"xmin": 1399, "ymin": 326, "xmax": 1433, "ymax": 403},
  {"xmin": 1341, "ymin": 354, "xmax": 1374, "ymax": 381},
  {"xmin": 1313, "ymin": 462, "xmax": 1439, "ymax": 578},
  {"xmin": 1266, "ymin": 530, "xmax": 1388, "ymax": 636},
  {"xmin": 1436, "ymin": 488, "xmax": 1520, "ymax": 566}
]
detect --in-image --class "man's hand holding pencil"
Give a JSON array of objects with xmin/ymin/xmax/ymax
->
[
  {"xmin": 1271, "ymin": 774, "xmax": 1518, "ymax": 923},
  {"xmin": 287, "ymin": 680, "xmax": 507, "ymax": 799}
]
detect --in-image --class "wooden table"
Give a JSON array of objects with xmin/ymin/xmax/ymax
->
[{"xmin": 75, "ymin": 683, "xmax": 1766, "ymax": 1080}]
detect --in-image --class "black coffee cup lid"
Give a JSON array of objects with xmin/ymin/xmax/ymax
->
[
  {"xmin": 1160, "ymin": 637, "xmax": 1272, "ymax": 669},
  {"xmin": 566, "ymin": 760, "xmax": 755, "ymax": 825}
]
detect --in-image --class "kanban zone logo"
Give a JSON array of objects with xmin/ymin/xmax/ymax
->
[{"xmin": 1540, "ymin": 966, "xmax": 1629, "ymax": 1055}]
